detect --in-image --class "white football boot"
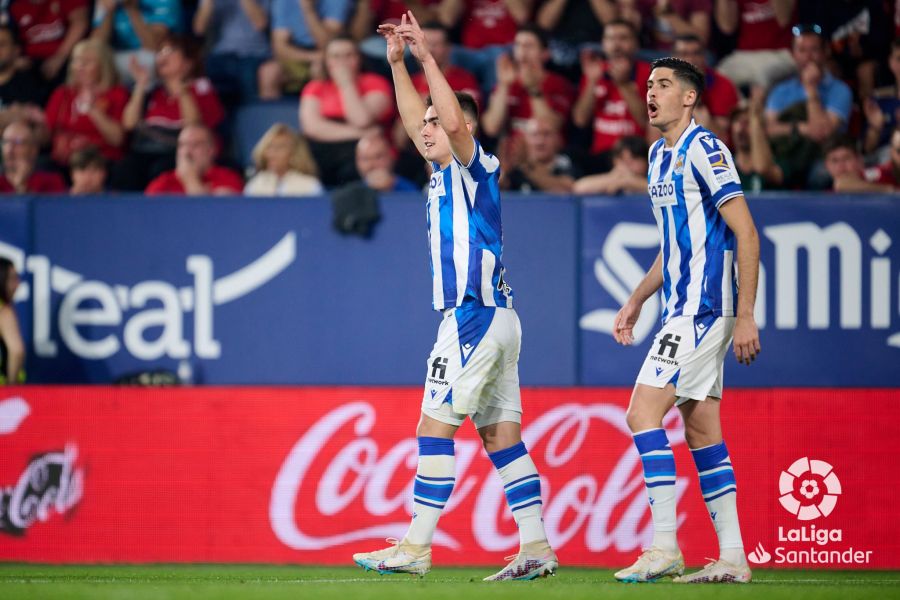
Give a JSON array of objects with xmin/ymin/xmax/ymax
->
[
  {"xmin": 483, "ymin": 540, "xmax": 559, "ymax": 581},
  {"xmin": 673, "ymin": 558, "xmax": 752, "ymax": 583},
  {"xmin": 614, "ymin": 547, "xmax": 685, "ymax": 583},
  {"xmin": 352, "ymin": 538, "xmax": 432, "ymax": 576}
]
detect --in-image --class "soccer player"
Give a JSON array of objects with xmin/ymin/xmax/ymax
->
[
  {"xmin": 351, "ymin": 11, "xmax": 558, "ymax": 581},
  {"xmin": 612, "ymin": 57, "xmax": 761, "ymax": 584}
]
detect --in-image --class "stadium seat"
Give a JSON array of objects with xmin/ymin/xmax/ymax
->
[{"xmin": 231, "ymin": 99, "xmax": 302, "ymax": 170}]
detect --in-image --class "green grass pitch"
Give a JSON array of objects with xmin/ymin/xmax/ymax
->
[{"xmin": 0, "ymin": 565, "xmax": 897, "ymax": 599}]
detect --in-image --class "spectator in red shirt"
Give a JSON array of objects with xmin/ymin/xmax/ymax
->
[
  {"xmin": 45, "ymin": 39, "xmax": 128, "ymax": 167},
  {"xmin": 482, "ymin": 24, "xmax": 573, "ymax": 171},
  {"xmin": 713, "ymin": 0, "xmax": 797, "ymax": 89},
  {"xmin": 112, "ymin": 35, "xmax": 225, "ymax": 191},
  {"xmin": 859, "ymin": 127, "xmax": 900, "ymax": 192},
  {"xmin": 299, "ymin": 36, "xmax": 393, "ymax": 187},
  {"xmin": 411, "ymin": 22, "xmax": 480, "ymax": 106},
  {"xmin": 0, "ymin": 120, "xmax": 66, "ymax": 194},
  {"xmin": 633, "ymin": 0, "xmax": 712, "ymax": 51},
  {"xmin": 7, "ymin": 0, "xmax": 89, "ymax": 86},
  {"xmin": 673, "ymin": 34, "xmax": 739, "ymax": 144},
  {"xmin": 572, "ymin": 19, "xmax": 650, "ymax": 174},
  {"xmin": 350, "ymin": 1, "xmax": 451, "ymax": 71},
  {"xmin": 444, "ymin": 0, "xmax": 536, "ymax": 94},
  {"xmin": 146, "ymin": 124, "xmax": 243, "ymax": 195}
]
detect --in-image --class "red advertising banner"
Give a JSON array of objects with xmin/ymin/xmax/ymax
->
[{"xmin": 0, "ymin": 387, "xmax": 897, "ymax": 568}]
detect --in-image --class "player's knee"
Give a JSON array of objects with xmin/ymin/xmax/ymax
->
[
  {"xmin": 625, "ymin": 406, "xmax": 656, "ymax": 433},
  {"xmin": 683, "ymin": 422, "xmax": 720, "ymax": 448}
]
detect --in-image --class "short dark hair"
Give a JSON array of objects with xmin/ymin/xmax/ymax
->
[
  {"xmin": 674, "ymin": 34, "xmax": 703, "ymax": 46},
  {"xmin": 421, "ymin": 21, "xmax": 449, "ymax": 38},
  {"xmin": 515, "ymin": 23, "xmax": 549, "ymax": 49},
  {"xmin": 0, "ymin": 257, "xmax": 14, "ymax": 305},
  {"xmin": 650, "ymin": 56, "xmax": 705, "ymax": 103},
  {"xmin": 69, "ymin": 146, "xmax": 107, "ymax": 171},
  {"xmin": 426, "ymin": 92, "xmax": 480, "ymax": 123},
  {"xmin": 605, "ymin": 18, "xmax": 638, "ymax": 39},
  {"xmin": 823, "ymin": 134, "xmax": 858, "ymax": 157},
  {"xmin": 613, "ymin": 135, "xmax": 649, "ymax": 160}
]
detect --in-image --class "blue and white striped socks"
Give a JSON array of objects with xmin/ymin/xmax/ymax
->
[
  {"xmin": 405, "ymin": 436, "xmax": 456, "ymax": 546},
  {"xmin": 488, "ymin": 441, "xmax": 548, "ymax": 545},
  {"xmin": 633, "ymin": 428, "xmax": 679, "ymax": 551},
  {"xmin": 691, "ymin": 442, "xmax": 745, "ymax": 564}
]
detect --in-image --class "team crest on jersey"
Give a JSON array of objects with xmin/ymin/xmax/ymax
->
[{"xmin": 673, "ymin": 154, "xmax": 684, "ymax": 175}]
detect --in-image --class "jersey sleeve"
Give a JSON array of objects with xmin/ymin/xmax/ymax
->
[
  {"xmin": 452, "ymin": 138, "xmax": 499, "ymax": 183},
  {"xmin": 690, "ymin": 132, "xmax": 743, "ymax": 209}
]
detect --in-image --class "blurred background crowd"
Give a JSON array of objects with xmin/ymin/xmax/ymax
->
[{"xmin": 0, "ymin": 0, "xmax": 898, "ymax": 198}]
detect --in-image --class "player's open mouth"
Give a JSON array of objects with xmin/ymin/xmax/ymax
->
[
  {"xmin": 424, "ymin": 142, "xmax": 434, "ymax": 149},
  {"xmin": 648, "ymin": 101, "xmax": 659, "ymax": 119}
]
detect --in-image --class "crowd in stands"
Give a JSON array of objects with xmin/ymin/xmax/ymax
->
[{"xmin": 0, "ymin": 0, "xmax": 897, "ymax": 197}]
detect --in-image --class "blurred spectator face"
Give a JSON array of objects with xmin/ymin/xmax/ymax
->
[
  {"xmin": 263, "ymin": 132, "xmax": 295, "ymax": 176},
  {"xmin": 356, "ymin": 133, "xmax": 393, "ymax": 177},
  {"xmin": 792, "ymin": 33, "xmax": 825, "ymax": 72},
  {"xmin": 156, "ymin": 43, "xmax": 190, "ymax": 80},
  {"xmin": 513, "ymin": 30, "xmax": 546, "ymax": 69},
  {"xmin": 602, "ymin": 23, "xmax": 638, "ymax": 60},
  {"xmin": 325, "ymin": 39, "xmax": 360, "ymax": 79},
  {"xmin": 615, "ymin": 148, "xmax": 648, "ymax": 176},
  {"xmin": 674, "ymin": 39, "xmax": 707, "ymax": 71},
  {"xmin": 890, "ymin": 45, "xmax": 900, "ymax": 83},
  {"xmin": 824, "ymin": 146, "xmax": 861, "ymax": 181},
  {"xmin": 424, "ymin": 28, "xmax": 450, "ymax": 68},
  {"xmin": 0, "ymin": 29, "xmax": 18, "ymax": 72},
  {"xmin": 730, "ymin": 109, "xmax": 750, "ymax": 151},
  {"xmin": 1, "ymin": 122, "xmax": 37, "ymax": 173},
  {"xmin": 71, "ymin": 44, "xmax": 101, "ymax": 88},
  {"xmin": 523, "ymin": 118, "xmax": 559, "ymax": 163},
  {"xmin": 177, "ymin": 126, "xmax": 215, "ymax": 174},
  {"xmin": 71, "ymin": 164, "xmax": 107, "ymax": 194}
]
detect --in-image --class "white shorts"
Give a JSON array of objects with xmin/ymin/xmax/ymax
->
[
  {"xmin": 636, "ymin": 312, "xmax": 735, "ymax": 406},
  {"xmin": 422, "ymin": 303, "xmax": 522, "ymax": 429}
]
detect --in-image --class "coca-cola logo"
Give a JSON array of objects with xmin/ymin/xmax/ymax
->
[
  {"xmin": 0, "ymin": 397, "xmax": 84, "ymax": 536},
  {"xmin": 270, "ymin": 401, "xmax": 688, "ymax": 553}
]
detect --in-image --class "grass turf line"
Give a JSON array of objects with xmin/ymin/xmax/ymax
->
[{"xmin": 0, "ymin": 565, "xmax": 897, "ymax": 600}]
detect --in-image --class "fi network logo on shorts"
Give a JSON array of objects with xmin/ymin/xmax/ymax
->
[{"xmin": 747, "ymin": 457, "xmax": 873, "ymax": 566}]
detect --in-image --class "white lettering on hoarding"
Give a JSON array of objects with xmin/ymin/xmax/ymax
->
[
  {"xmin": 0, "ymin": 233, "xmax": 296, "ymax": 361},
  {"xmin": 269, "ymin": 402, "xmax": 687, "ymax": 553},
  {"xmin": 583, "ymin": 221, "xmax": 898, "ymax": 348}
]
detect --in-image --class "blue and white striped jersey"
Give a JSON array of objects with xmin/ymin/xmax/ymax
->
[
  {"xmin": 427, "ymin": 139, "xmax": 513, "ymax": 311},
  {"xmin": 646, "ymin": 120, "xmax": 743, "ymax": 323}
]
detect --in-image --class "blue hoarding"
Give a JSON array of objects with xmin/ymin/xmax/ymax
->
[
  {"xmin": 580, "ymin": 194, "xmax": 900, "ymax": 386},
  {"xmin": 0, "ymin": 193, "xmax": 897, "ymax": 386}
]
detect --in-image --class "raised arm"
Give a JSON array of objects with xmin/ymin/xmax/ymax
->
[
  {"xmin": 397, "ymin": 11, "xmax": 474, "ymax": 165},
  {"xmin": 378, "ymin": 20, "xmax": 427, "ymax": 157}
]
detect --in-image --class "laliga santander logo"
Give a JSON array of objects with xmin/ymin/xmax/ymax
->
[
  {"xmin": 778, "ymin": 457, "xmax": 841, "ymax": 521},
  {"xmin": 748, "ymin": 457, "xmax": 850, "ymax": 566}
]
